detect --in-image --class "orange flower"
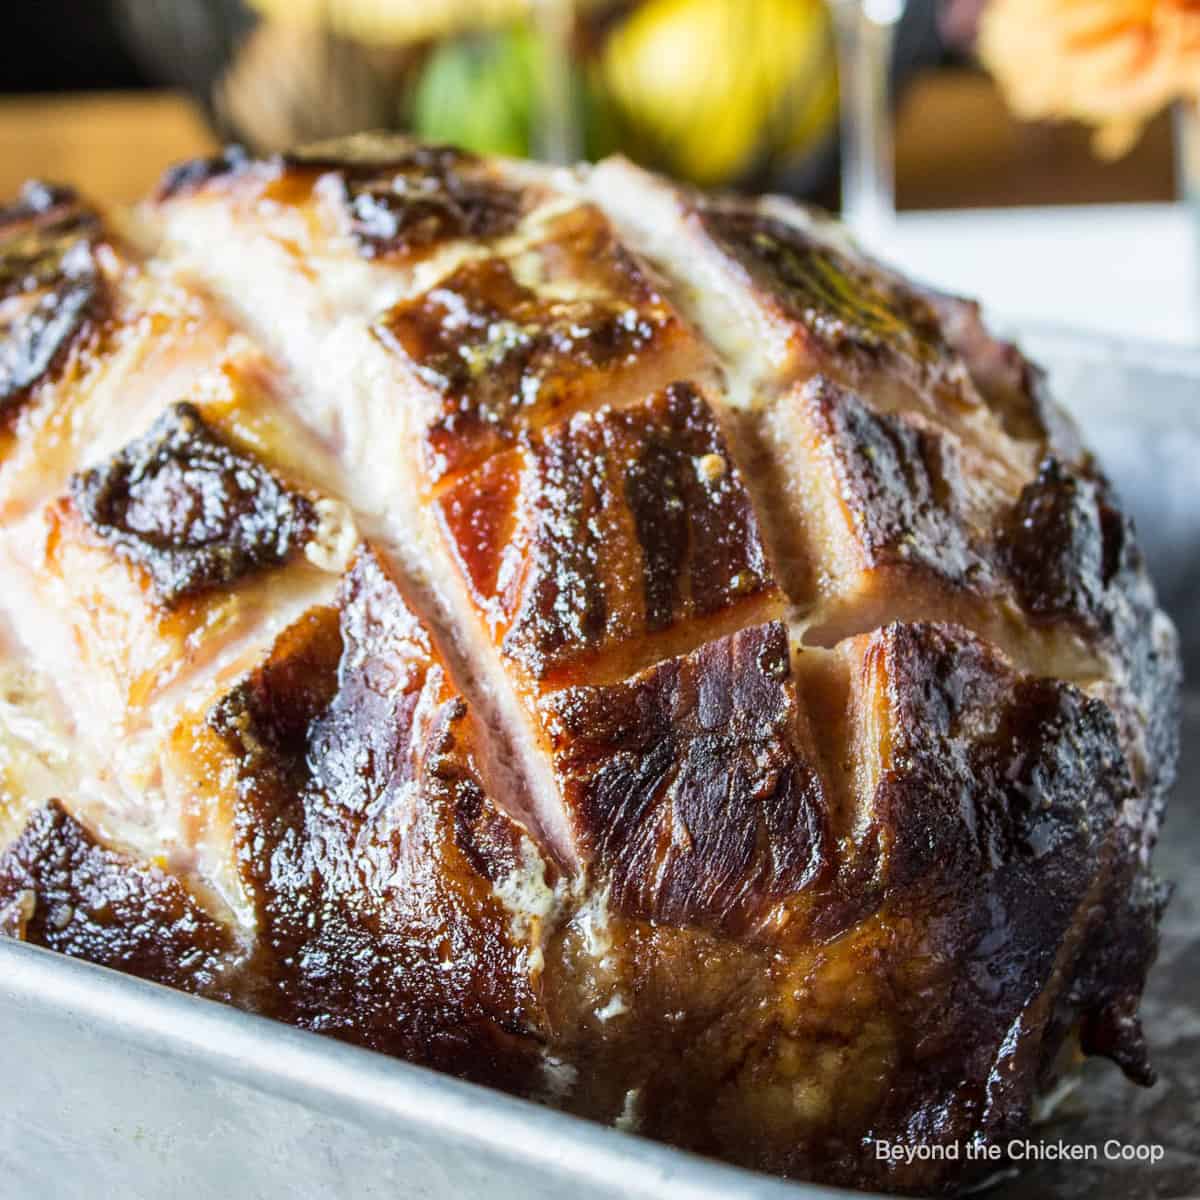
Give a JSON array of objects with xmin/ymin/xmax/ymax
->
[{"xmin": 979, "ymin": 0, "xmax": 1200, "ymax": 155}]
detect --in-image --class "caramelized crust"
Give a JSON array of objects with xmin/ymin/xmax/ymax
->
[
  {"xmin": 753, "ymin": 375, "xmax": 1034, "ymax": 654},
  {"xmin": 999, "ymin": 456, "xmax": 1181, "ymax": 813},
  {"xmin": 1002, "ymin": 456, "xmax": 1138, "ymax": 627},
  {"xmin": 540, "ymin": 622, "xmax": 827, "ymax": 933},
  {"xmin": 15, "ymin": 376, "xmax": 349, "ymax": 725},
  {"xmin": 542, "ymin": 621, "xmax": 1159, "ymax": 1191},
  {"xmin": 821, "ymin": 622, "xmax": 1160, "ymax": 1190},
  {"xmin": 158, "ymin": 138, "xmax": 531, "ymax": 263},
  {"xmin": 744, "ymin": 372, "xmax": 1175, "ymax": 805},
  {"xmin": 156, "ymin": 146, "xmax": 252, "ymax": 202},
  {"xmin": 584, "ymin": 160, "xmax": 1037, "ymax": 481},
  {"xmin": 0, "ymin": 800, "xmax": 235, "ymax": 992},
  {"xmin": 440, "ymin": 382, "xmax": 782, "ymax": 685},
  {"xmin": 0, "ymin": 182, "xmax": 105, "ymax": 422},
  {"xmin": 0, "ymin": 189, "xmax": 361, "ymax": 912},
  {"xmin": 204, "ymin": 549, "xmax": 550, "ymax": 1082},
  {"xmin": 0, "ymin": 140, "xmax": 1177, "ymax": 1199},
  {"xmin": 699, "ymin": 205, "xmax": 964, "ymax": 403},
  {"xmin": 800, "ymin": 375, "xmax": 1002, "ymax": 589},
  {"xmin": 376, "ymin": 204, "xmax": 704, "ymax": 483},
  {"xmin": 71, "ymin": 402, "xmax": 316, "ymax": 607},
  {"xmin": 317, "ymin": 141, "xmax": 527, "ymax": 259}
]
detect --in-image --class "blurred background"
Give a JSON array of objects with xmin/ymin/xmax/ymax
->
[{"xmin": 1, "ymin": 0, "xmax": 1196, "ymax": 343}]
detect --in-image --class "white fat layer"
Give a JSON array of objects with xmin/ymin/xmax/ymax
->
[
  {"xmin": 491, "ymin": 838, "xmax": 561, "ymax": 977},
  {"xmin": 304, "ymin": 499, "xmax": 359, "ymax": 574},
  {"xmin": 571, "ymin": 887, "xmax": 615, "ymax": 965},
  {"xmin": 492, "ymin": 838, "xmax": 557, "ymax": 925},
  {"xmin": 595, "ymin": 993, "xmax": 628, "ymax": 1022},
  {"xmin": 0, "ymin": 653, "xmax": 77, "ymax": 854},
  {"xmin": 614, "ymin": 1087, "xmax": 641, "ymax": 1133}
]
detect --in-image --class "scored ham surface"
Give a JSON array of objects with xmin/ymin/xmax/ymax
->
[{"xmin": 0, "ymin": 138, "xmax": 1180, "ymax": 1195}]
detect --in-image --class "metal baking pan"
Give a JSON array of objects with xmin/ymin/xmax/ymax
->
[{"xmin": 2, "ymin": 324, "xmax": 1197, "ymax": 1200}]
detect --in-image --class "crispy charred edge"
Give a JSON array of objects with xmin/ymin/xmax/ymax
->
[
  {"xmin": 0, "ymin": 180, "xmax": 86, "ymax": 233},
  {"xmin": 154, "ymin": 135, "xmax": 468, "ymax": 200},
  {"xmin": 696, "ymin": 201, "xmax": 961, "ymax": 384},
  {"xmin": 847, "ymin": 622, "xmax": 1162, "ymax": 1192},
  {"xmin": 155, "ymin": 138, "xmax": 527, "ymax": 259},
  {"xmin": 375, "ymin": 215, "xmax": 682, "ymax": 487},
  {"xmin": 155, "ymin": 145, "xmax": 254, "ymax": 201},
  {"xmin": 999, "ymin": 455, "xmax": 1181, "ymax": 819},
  {"xmin": 523, "ymin": 380, "xmax": 779, "ymax": 676},
  {"xmin": 802, "ymin": 374, "xmax": 997, "ymax": 589},
  {"xmin": 1, "ymin": 180, "xmax": 107, "ymax": 420},
  {"xmin": 205, "ymin": 548, "xmax": 548, "ymax": 1085},
  {"xmin": 68, "ymin": 402, "xmax": 317, "ymax": 608},
  {"xmin": 0, "ymin": 800, "xmax": 237, "ymax": 995},
  {"xmin": 792, "ymin": 374, "xmax": 1180, "ymax": 805},
  {"xmin": 153, "ymin": 135, "xmax": 446, "ymax": 203},
  {"xmin": 1002, "ymin": 457, "xmax": 1138, "ymax": 629},
  {"xmin": 282, "ymin": 132, "xmax": 474, "ymax": 173},
  {"xmin": 441, "ymin": 380, "xmax": 782, "ymax": 686},
  {"xmin": 534, "ymin": 618, "xmax": 1163, "ymax": 1192},
  {"xmin": 800, "ymin": 368, "xmax": 1178, "ymax": 809},
  {"xmin": 1071, "ymin": 868, "xmax": 1171, "ymax": 1084},
  {"xmin": 539, "ymin": 621, "xmax": 829, "ymax": 934},
  {"xmin": 333, "ymin": 143, "xmax": 526, "ymax": 260}
]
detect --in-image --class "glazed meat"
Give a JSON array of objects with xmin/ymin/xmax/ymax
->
[{"xmin": 0, "ymin": 139, "xmax": 1179, "ymax": 1195}]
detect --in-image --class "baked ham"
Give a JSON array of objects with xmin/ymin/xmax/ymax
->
[{"xmin": 0, "ymin": 138, "xmax": 1179, "ymax": 1195}]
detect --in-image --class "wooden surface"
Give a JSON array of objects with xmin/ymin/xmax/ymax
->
[
  {"xmin": 0, "ymin": 71, "xmax": 1179, "ymax": 210},
  {"xmin": 0, "ymin": 91, "xmax": 218, "ymax": 206}
]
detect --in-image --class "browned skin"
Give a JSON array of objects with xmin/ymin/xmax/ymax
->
[
  {"xmin": 440, "ymin": 381, "xmax": 782, "ymax": 688},
  {"xmin": 70, "ymin": 402, "xmax": 316, "ymax": 607},
  {"xmin": 998, "ymin": 454, "xmax": 1179, "ymax": 818},
  {"xmin": 8, "ymin": 346, "xmax": 342, "ymax": 721},
  {"xmin": 538, "ymin": 619, "xmax": 1162, "ymax": 1190},
  {"xmin": 698, "ymin": 204, "xmax": 972, "ymax": 412},
  {"xmin": 204, "ymin": 548, "xmax": 548, "ymax": 1088},
  {"xmin": 802, "ymin": 374, "xmax": 1000, "ymax": 588},
  {"xmin": 0, "ymin": 143, "xmax": 1181, "ymax": 1197},
  {"xmin": 1, "ymin": 616, "xmax": 1164, "ymax": 1191},
  {"xmin": 539, "ymin": 622, "xmax": 828, "ymax": 933},
  {"xmin": 0, "ymin": 182, "xmax": 106, "ymax": 425},
  {"xmin": 376, "ymin": 204, "xmax": 705, "ymax": 485},
  {"xmin": 0, "ymin": 800, "xmax": 236, "ymax": 993},
  {"xmin": 322, "ymin": 143, "xmax": 527, "ymax": 259},
  {"xmin": 156, "ymin": 140, "xmax": 530, "ymax": 261},
  {"xmin": 817, "ymin": 622, "xmax": 1162, "ymax": 1190}
]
